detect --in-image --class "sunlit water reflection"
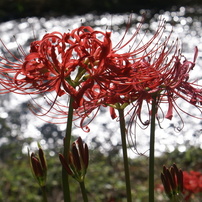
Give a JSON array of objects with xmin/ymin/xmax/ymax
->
[{"xmin": 0, "ymin": 7, "xmax": 202, "ymax": 157}]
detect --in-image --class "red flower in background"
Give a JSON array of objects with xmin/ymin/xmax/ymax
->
[{"xmin": 183, "ymin": 171, "xmax": 202, "ymax": 200}]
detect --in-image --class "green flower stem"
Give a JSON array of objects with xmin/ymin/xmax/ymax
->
[
  {"xmin": 62, "ymin": 96, "xmax": 74, "ymax": 202},
  {"xmin": 41, "ymin": 186, "xmax": 48, "ymax": 202},
  {"xmin": 171, "ymin": 194, "xmax": 184, "ymax": 202},
  {"xmin": 79, "ymin": 181, "xmax": 89, "ymax": 202},
  {"xmin": 118, "ymin": 109, "xmax": 132, "ymax": 202},
  {"xmin": 149, "ymin": 96, "xmax": 158, "ymax": 202}
]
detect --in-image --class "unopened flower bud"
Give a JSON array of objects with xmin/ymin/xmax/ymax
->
[
  {"xmin": 29, "ymin": 143, "xmax": 47, "ymax": 187},
  {"xmin": 31, "ymin": 154, "xmax": 43, "ymax": 177},
  {"xmin": 76, "ymin": 136, "xmax": 89, "ymax": 170},
  {"xmin": 38, "ymin": 147, "xmax": 47, "ymax": 171},
  {"xmin": 161, "ymin": 163, "xmax": 184, "ymax": 200},
  {"xmin": 59, "ymin": 137, "xmax": 89, "ymax": 182},
  {"xmin": 59, "ymin": 153, "xmax": 73, "ymax": 176}
]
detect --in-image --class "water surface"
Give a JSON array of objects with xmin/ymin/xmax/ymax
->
[{"xmin": 0, "ymin": 7, "xmax": 201, "ymax": 156}]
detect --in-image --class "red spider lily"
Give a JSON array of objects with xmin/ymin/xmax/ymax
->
[
  {"xmin": 0, "ymin": 27, "xmax": 113, "ymax": 124},
  {"xmin": 78, "ymin": 26, "xmax": 199, "ymax": 115},
  {"xmin": 76, "ymin": 30, "xmax": 202, "ymax": 131},
  {"xmin": 123, "ymin": 42, "xmax": 202, "ymax": 133},
  {"xmin": 2, "ymin": 17, "xmax": 201, "ymax": 130},
  {"xmin": 0, "ymin": 28, "xmax": 112, "ymax": 105}
]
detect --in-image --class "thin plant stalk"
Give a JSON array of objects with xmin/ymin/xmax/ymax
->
[
  {"xmin": 62, "ymin": 96, "xmax": 74, "ymax": 202},
  {"xmin": 118, "ymin": 108, "xmax": 132, "ymax": 202},
  {"xmin": 149, "ymin": 95, "xmax": 158, "ymax": 202},
  {"xmin": 79, "ymin": 181, "xmax": 88, "ymax": 202},
  {"xmin": 41, "ymin": 186, "xmax": 48, "ymax": 202}
]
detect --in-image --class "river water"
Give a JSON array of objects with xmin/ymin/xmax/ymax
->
[{"xmin": 0, "ymin": 7, "xmax": 202, "ymax": 157}]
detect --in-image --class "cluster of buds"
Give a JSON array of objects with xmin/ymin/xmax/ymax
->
[
  {"xmin": 161, "ymin": 164, "xmax": 184, "ymax": 201},
  {"xmin": 59, "ymin": 137, "xmax": 89, "ymax": 182},
  {"xmin": 29, "ymin": 143, "xmax": 47, "ymax": 187}
]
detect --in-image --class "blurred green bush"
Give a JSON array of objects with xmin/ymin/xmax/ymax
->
[{"xmin": 0, "ymin": 137, "xmax": 201, "ymax": 201}]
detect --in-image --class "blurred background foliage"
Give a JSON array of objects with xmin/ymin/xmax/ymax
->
[
  {"xmin": 0, "ymin": 0, "xmax": 202, "ymax": 22},
  {"xmin": 0, "ymin": 132, "xmax": 201, "ymax": 201}
]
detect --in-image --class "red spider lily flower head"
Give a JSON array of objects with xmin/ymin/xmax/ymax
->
[
  {"xmin": 0, "ymin": 26, "xmax": 114, "ymax": 123},
  {"xmin": 75, "ymin": 21, "xmax": 202, "ymax": 132},
  {"xmin": 0, "ymin": 28, "xmax": 112, "ymax": 102},
  {"xmin": 125, "ymin": 40, "xmax": 202, "ymax": 133}
]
